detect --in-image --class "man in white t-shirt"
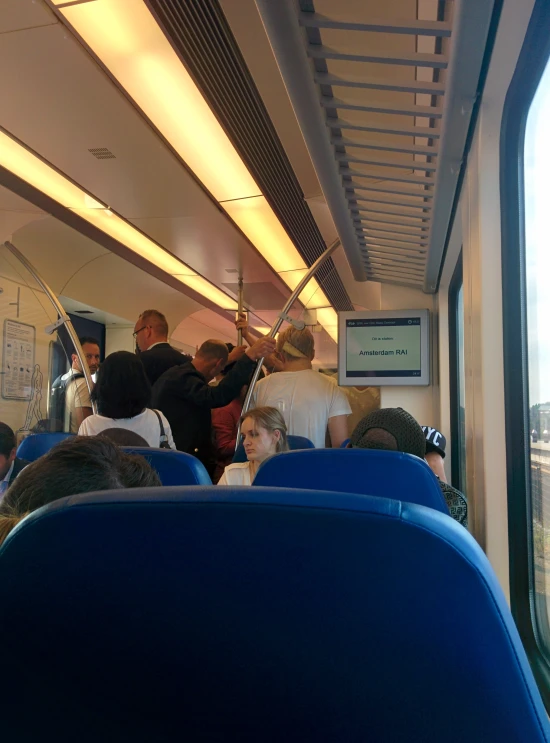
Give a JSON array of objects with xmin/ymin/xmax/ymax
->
[{"xmin": 250, "ymin": 327, "xmax": 351, "ymax": 448}]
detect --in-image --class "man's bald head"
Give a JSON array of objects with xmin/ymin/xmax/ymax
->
[{"xmin": 192, "ymin": 340, "xmax": 230, "ymax": 381}]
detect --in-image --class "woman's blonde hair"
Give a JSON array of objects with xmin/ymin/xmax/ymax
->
[
  {"xmin": 0, "ymin": 513, "xmax": 28, "ymax": 547},
  {"xmin": 241, "ymin": 407, "xmax": 289, "ymax": 453}
]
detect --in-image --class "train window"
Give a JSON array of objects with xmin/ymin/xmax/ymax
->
[
  {"xmin": 501, "ymin": 0, "xmax": 550, "ymax": 704},
  {"xmin": 524, "ymin": 48, "xmax": 550, "ymax": 658},
  {"xmin": 449, "ymin": 254, "xmax": 466, "ymax": 493}
]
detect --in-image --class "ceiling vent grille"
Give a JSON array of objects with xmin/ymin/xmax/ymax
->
[
  {"xmin": 146, "ymin": 0, "xmax": 353, "ymax": 311},
  {"xmin": 88, "ymin": 147, "xmax": 116, "ymax": 160}
]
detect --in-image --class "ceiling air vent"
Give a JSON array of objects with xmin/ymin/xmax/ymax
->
[{"xmin": 88, "ymin": 147, "xmax": 116, "ymax": 160}]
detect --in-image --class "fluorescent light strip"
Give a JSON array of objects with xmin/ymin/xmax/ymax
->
[
  {"xmin": 56, "ymin": 0, "xmax": 337, "ymax": 337},
  {"xmin": 0, "ymin": 129, "xmax": 237, "ymax": 310}
]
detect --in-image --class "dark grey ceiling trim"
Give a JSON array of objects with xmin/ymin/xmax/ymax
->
[{"xmin": 145, "ymin": 0, "xmax": 354, "ymax": 312}]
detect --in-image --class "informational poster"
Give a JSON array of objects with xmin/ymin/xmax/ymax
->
[{"xmin": 2, "ymin": 319, "xmax": 36, "ymax": 400}]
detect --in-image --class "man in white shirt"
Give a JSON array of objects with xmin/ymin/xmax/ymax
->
[
  {"xmin": 250, "ymin": 327, "xmax": 351, "ymax": 448},
  {"xmin": 63, "ymin": 337, "xmax": 101, "ymax": 433}
]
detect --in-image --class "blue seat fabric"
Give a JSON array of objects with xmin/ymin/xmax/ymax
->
[
  {"xmin": 254, "ymin": 447, "xmax": 449, "ymax": 514},
  {"xmin": 0, "ymin": 485, "xmax": 547, "ymax": 742},
  {"xmin": 16, "ymin": 432, "xmax": 74, "ymax": 461},
  {"xmin": 121, "ymin": 446, "xmax": 211, "ymax": 485},
  {"xmin": 232, "ymin": 433, "xmax": 314, "ymax": 463}
]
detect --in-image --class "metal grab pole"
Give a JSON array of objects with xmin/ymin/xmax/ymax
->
[
  {"xmin": 236, "ymin": 238, "xmax": 340, "ymax": 449},
  {"xmin": 236, "ymin": 276, "xmax": 243, "ymax": 346},
  {"xmin": 4, "ymin": 241, "xmax": 97, "ymax": 414}
]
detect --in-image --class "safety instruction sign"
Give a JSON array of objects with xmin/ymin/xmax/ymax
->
[{"xmin": 2, "ymin": 319, "xmax": 35, "ymax": 400}]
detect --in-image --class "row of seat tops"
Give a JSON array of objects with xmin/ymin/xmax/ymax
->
[
  {"xmin": 17, "ymin": 432, "xmax": 449, "ymax": 515},
  {"xmin": 0, "ymin": 484, "xmax": 548, "ymax": 742}
]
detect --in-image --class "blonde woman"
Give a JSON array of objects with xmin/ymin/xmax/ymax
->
[{"xmin": 218, "ymin": 407, "xmax": 288, "ymax": 486}]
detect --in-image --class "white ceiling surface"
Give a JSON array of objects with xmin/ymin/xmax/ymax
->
[{"xmin": 0, "ymin": 0, "xmax": 338, "ymax": 365}]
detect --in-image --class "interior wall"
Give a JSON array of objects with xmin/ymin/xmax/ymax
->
[
  {"xmin": 379, "ymin": 285, "xmax": 438, "ymax": 427},
  {"xmin": 456, "ymin": 0, "xmax": 537, "ymax": 601},
  {"xmin": 0, "ymin": 267, "xmax": 58, "ymax": 438}
]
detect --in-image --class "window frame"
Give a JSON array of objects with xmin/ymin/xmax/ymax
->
[
  {"xmin": 501, "ymin": 0, "xmax": 550, "ymax": 706},
  {"xmin": 448, "ymin": 253, "xmax": 464, "ymax": 492}
]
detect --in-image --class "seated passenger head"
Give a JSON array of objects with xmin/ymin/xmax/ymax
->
[
  {"xmin": 241, "ymin": 407, "xmax": 289, "ymax": 463},
  {"xmin": 134, "ymin": 309, "xmax": 169, "ymax": 352},
  {"xmin": 97, "ymin": 428, "xmax": 149, "ymax": 447},
  {"xmin": 350, "ymin": 408, "xmax": 426, "ymax": 459},
  {"xmin": 276, "ymin": 327, "xmax": 315, "ymax": 367},
  {"xmin": 193, "ymin": 340, "xmax": 229, "ymax": 381},
  {"xmin": 0, "ymin": 422, "xmax": 16, "ymax": 481},
  {"xmin": 421, "ymin": 426, "xmax": 447, "ymax": 481},
  {"xmin": 116, "ymin": 452, "xmax": 162, "ymax": 488},
  {"xmin": 0, "ymin": 436, "xmax": 158, "ymax": 546},
  {"xmin": 91, "ymin": 350, "xmax": 151, "ymax": 419}
]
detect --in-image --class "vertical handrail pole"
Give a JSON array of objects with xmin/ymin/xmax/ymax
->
[
  {"xmin": 236, "ymin": 238, "xmax": 340, "ymax": 449},
  {"xmin": 237, "ymin": 276, "xmax": 244, "ymax": 346},
  {"xmin": 3, "ymin": 241, "xmax": 97, "ymax": 414}
]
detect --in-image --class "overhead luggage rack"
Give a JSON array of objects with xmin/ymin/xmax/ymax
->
[{"xmin": 255, "ymin": 0, "xmax": 498, "ymax": 291}]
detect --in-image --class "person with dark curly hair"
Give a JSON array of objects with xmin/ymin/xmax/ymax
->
[{"xmin": 0, "ymin": 436, "xmax": 161, "ymax": 546}]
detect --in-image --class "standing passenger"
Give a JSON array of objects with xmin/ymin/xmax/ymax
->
[
  {"xmin": 152, "ymin": 336, "xmax": 276, "ymax": 475},
  {"xmin": 52, "ymin": 336, "xmax": 100, "ymax": 433},
  {"xmin": 250, "ymin": 327, "xmax": 351, "ymax": 448},
  {"xmin": 133, "ymin": 309, "xmax": 191, "ymax": 386}
]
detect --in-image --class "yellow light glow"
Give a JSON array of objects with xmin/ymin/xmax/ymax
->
[
  {"xmin": 0, "ymin": 130, "xmax": 104, "ymax": 209},
  {"xmin": 279, "ymin": 269, "xmax": 331, "ymax": 310},
  {"xmin": 59, "ymin": 0, "xmax": 261, "ymax": 203},
  {"xmin": 0, "ymin": 128, "xmax": 238, "ymax": 311},
  {"xmin": 70, "ymin": 208, "xmax": 197, "ymax": 275},
  {"xmin": 53, "ymin": 0, "xmax": 339, "ymax": 339},
  {"xmin": 174, "ymin": 274, "xmax": 238, "ymax": 311},
  {"xmin": 316, "ymin": 307, "xmax": 338, "ymax": 342},
  {"xmin": 223, "ymin": 196, "xmax": 307, "ymax": 274}
]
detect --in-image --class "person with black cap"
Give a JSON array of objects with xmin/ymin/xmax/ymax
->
[
  {"xmin": 421, "ymin": 426, "xmax": 448, "ymax": 482},
  {"xmin": 350, "ymin": 408, "xmax": 468, "ymax": 527}
]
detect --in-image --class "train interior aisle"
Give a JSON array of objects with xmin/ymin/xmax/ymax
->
[{"xmin": 2, "ymin": 0, "xmax": 550, "ymax": 739}]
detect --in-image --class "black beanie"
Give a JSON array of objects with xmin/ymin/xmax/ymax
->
[{"xmin": 350, "ymin": 407, "xmax": 426, "ymax": 459}]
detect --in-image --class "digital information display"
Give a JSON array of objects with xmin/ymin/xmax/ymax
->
[{"xmin": 338, "ymin": 310, "xmax": 430, "ymax": 387}]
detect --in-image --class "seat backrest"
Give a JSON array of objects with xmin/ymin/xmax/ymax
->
[
  {"xmin": 16, "ymin": 432, "xmax": 74, "ymax": 461},
  {"xmin": 253, "ymin": 447, "xmax": 449, "ymax": 514},
  {"xmin": 121, "ymin": 447, "xmax": 211, "ymax": 485},
  {"xmin": 232, "ymin": 433, "xmax": 314, "ymax": 463},
  {"xmin": 0, "ymin": 486, "xmax": 547, "ymax": 743}
]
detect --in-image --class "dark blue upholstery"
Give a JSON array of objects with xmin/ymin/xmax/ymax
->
[
  {"xmin": 232, "ymin": 434, "xmax": 314, "ymax": 463},
  {"xmin": 16, "ymin": 432, "xmax": 74, "ymax": 461},
  {"xmin": 253, "ymin": 447, "xmax": 449, "ymax": 514},
  {"xmin": 121, "ymin": 447, "xmax": 211, "ymax": 485},
  {"xmin": 0, "ymin": 486, "xmax": 547, "ymax": 742}
]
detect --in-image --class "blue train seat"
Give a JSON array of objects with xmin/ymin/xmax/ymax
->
[
  {"xmin": 16, "ymin": 432, "xmax": 74, "ymax": 461},
  {"xmin": 0, "ymin": 486, "xmax": 547, "ymax": 742},
  {"xmin": 232, "ymin": 433, "xmax": 314, "ymax": 463},
  {"xmin": 121, "ymin": 447, "xmax": 211, "ymax": 485},
  {"xmin": 253, "ymin": 447, "xmax": 449, "ymax": 514}
]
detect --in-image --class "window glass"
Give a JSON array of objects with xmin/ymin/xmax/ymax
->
[{"xmin": 525, "ymin": 53, "xmax": 550, "ymax": 650}]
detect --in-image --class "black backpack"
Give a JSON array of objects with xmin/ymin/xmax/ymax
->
[{"xmin": 50, "ymin": 372, "xmax": 84, "ymax": 428}]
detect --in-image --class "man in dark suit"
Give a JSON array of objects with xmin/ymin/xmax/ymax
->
[
  {"xmin": 0, "ymin": 422, "xmax": 30, "ymax": 496},
  {"xmin": 133, "ymin": 309, "xmax": 192, "ymax": 386},
  {"xmin": 152, "ymin": 336, "xmax": 276, "ymax": 476}
]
